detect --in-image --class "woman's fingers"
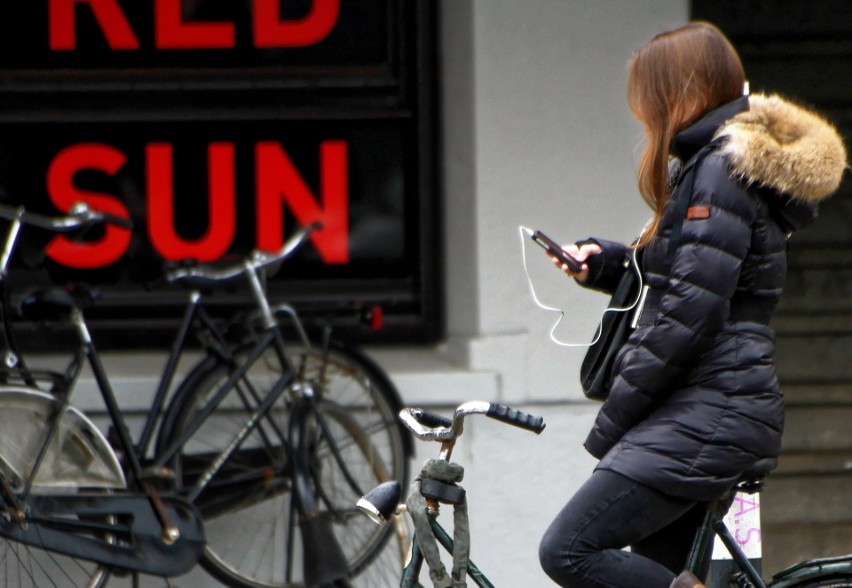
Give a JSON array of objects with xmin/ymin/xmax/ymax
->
[
  {"xmin": 550, "ymin": 242, "xmax": 601, "ymax": 283},
  {"xmin": 577, "ymin": 243, "xmax": 602, "ymax": 259},
  {"xmin": 549, "ymin": 244, "xmax": 584, "ymax": 279}
]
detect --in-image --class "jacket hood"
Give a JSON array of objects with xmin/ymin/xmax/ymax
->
[{"xmin": 715, "ymin": 93, "xmax": 848, "ymax": 203}]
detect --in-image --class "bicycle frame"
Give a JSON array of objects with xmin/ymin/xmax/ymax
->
[
  {"xmin": 147, "ymin": 320, "xmax": 294, "ymax": 478},
  {"xmin": 687, "ymin": 493, "xmax": 852, "ymax": 588},
  {"xmin": 402, "ymin": 516, "xmax": 494, "ymax": 588},
  {"xmin": 4, "ymin": 262, "xmax": 298, "ymax": 491},
  {"xmin": 0, "ymin": 205, "xmax": 357, "ymax": 581}
]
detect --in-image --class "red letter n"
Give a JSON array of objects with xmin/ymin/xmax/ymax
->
[
  {"xmin": 256, "ymin": 140, "xmax": 349, "ymax": 263},
  {"xmin": 49, "ymin": 0, "xmax": 139, "ymax": 50}
]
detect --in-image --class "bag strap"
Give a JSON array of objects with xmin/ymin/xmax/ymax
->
[{"xmin": 664, "ymin": 142, "xmax": 719, "ymax": 271}]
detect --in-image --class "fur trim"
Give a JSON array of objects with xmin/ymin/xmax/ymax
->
[{"xmin": 715, "ymin": 93, "xmax": 847, "ymax": 202}]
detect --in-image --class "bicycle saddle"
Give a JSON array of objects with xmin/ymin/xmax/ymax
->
[
  {"xmin": 735, "ymin": 457, "xmax": 777, "ymax": 492},
  {"xmin": 18, "ymin": 286, "xmax": 99, "ymax": 322},
  {"xmin": 161, "ymin": 257, "xmax": 245, "ymax": 293}
]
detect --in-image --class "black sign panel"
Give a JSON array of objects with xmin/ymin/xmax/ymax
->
[
  {"xmin": 0, "ymin": 1, "xmax": 438, "ymax": 347},
  {"xmin": 0, "ymin": 118, "xmax": 410, "ymax": 280}
]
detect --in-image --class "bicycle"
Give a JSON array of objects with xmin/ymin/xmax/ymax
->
[
  {"xmin": 678, "ymin": 462, "xmax": 852, "ymax": 588},
  {"xmin": 0, "ymin": 202, "xmax": 412, "ymax": 587},
  {"xmin": 357, "ymin": 401, "xmax": 852, "ymax": 588}
]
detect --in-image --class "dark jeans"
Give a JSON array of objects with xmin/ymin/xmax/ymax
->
[{"xmin": 539, "ymin": 470, "xmax": 715, "ymax": 588}]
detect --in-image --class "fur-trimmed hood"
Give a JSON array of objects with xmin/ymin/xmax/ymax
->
[{"xmin": 715, "ymin": 93, "xmax": 847, "ymax": 202}]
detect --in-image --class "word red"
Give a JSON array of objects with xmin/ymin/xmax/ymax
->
[
  {"xmin": 45, "ymin": 141, "xmax": 349, "ymax": 268},
  {"xmin": 49, "ymin": 0, "xmax": 340, "ymax": 50}
]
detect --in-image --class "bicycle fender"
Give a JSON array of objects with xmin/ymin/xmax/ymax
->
[
  {"xmin": 769, "ymin": 554, "xmax": 852, "ymax": 588},
  {"xmin": 0, "ymin": 387, "xmax": 125, "ymax": 489}
]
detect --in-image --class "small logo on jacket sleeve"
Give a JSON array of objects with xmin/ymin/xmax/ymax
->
[{"xmin": 686, "ymin": 206, "xmax": 711, "ymax": 220}]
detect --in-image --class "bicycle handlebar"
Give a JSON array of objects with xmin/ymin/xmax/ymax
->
[
  {"xmin": 0, "ymin": 201, "xmax": 318, "ymax": 292},
  {"xmin": 0, "ymin": 202, "xmax": 133, "ymax": 233},
  {"xmin": 0, "ymin": 202, "xmax": 134, "ymax": 278},
  {"xmin": 164, "ymin": 221, "xmax": 322, "ymax": 286},
  {"xmin": 399, "ymin": 400, "xmax": 546, "ymax": 442}
]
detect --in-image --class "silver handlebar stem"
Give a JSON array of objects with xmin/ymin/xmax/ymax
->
[
  {"xmin": 0, "ymin": 202, "xmax": 123, "ymax": 279},
  {"xmin": 398, "ymin": 400, "xmax": 491, "ymax": 443},
  {"xmin": 0, "ymin": 209, "xmax": 24, "ymax": 279},
  {"xmin": 245, "ymin": 259, "xmax": 276, "ymax": 330},
  {"xmin": 271, "ymin": 304, "xmax": 313, "ymax": 351}
]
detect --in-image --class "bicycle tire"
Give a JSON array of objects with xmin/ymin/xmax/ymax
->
[
  {"xmin": 0, "ymin": 386, "xmax": 118, "ymax": 588},
  {"xmin": 775, "ymin": 576, "xmax": 852, "ymax": 587},
  {"xmin": 156, "ymin": 338, "xmax": 411, "ymax": 588}
]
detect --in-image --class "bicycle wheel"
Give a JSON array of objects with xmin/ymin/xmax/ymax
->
[
  {"xmin": 777, "ymin": 576, "xmax": 852, "ymax": 587},
  {"xmin": 0, "ymin": 541, "xmax": 113, "ymax": 587},
  {"xmin": 297, "ymin": 396, "xmax": 412, "ymax": 588},
  {"xmin": 157, "ymin": 338, "xmax": 411, "ymax": 588}
]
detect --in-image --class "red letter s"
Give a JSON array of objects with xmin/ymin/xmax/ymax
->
[{"xmin": 45, "ymin": 144, "xmax": 132, "ymax": 268}]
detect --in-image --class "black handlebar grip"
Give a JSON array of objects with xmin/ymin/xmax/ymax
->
[
  {"xmin": 486, "ymin": 403, "xmax": 546, "ymax": 434},
  {"xmin": 411, "ymin": 408, "xmax": 453, "ymax": 429}
]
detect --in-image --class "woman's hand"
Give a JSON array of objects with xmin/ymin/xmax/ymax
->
[{"xmin": 552, "ymin": 242, "xmax": 602, "ymax": 283}]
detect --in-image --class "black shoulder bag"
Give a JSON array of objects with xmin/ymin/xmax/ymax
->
[
  {"xmin": 579, "ymin": 248, "xmax": 641, "ymax": 401},
  {"xmin": 579, "ymin": 144, "xmax": 714, "ymax": 401}
]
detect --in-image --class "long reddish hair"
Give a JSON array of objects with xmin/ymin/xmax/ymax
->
[{"xmin": 628, "ymin": 22, "xmax": 744, "ymax": 246}]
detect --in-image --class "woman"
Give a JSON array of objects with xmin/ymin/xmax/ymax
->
[{"xmin": 538, "ymin": 22, "xmax": 846, "ymax": 588}]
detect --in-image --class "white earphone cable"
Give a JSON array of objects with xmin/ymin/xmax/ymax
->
[{"xmin": 518, "ymin": 225, "xmax": 645, "ymax": 348}]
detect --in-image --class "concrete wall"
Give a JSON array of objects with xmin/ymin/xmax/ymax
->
[
  {"xmin": 395, "ymin": 2, "xmax": 690, "ymax": 586},
  {"xmin": 440, "ymin": 0, "xmax": 686, "ymax": 406}
]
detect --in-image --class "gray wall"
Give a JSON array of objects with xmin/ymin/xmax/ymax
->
[
  {"xmin": 399, "ymin": 2, "xmax": 690, "ymax": 586},
  {"xmin": 439, "ymin": 0, "xmax": 687, "ymax": 406}
]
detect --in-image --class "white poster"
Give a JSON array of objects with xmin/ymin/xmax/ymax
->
[{"xmin": 712, "ymin": 493, "xmax": 761, "ymax": 560}]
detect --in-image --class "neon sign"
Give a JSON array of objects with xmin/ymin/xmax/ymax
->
[{"xmin": 44, "ymin": 140, "xmax": 349, "ymax": 268}]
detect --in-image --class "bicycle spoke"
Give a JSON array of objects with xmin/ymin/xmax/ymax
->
[
  {"xmin": 0, "ymin": 532, "xmax": 109, "ymax": 588},
  {"xmin": 0, "ymin": 389, "xmax": 129, "ymax": 588}
]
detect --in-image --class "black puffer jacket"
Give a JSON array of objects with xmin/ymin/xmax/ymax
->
[{"xmin": 582, "ymin": 94, "xmax": 847, "ymax": 501}]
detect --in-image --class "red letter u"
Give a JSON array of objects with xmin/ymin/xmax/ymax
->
[{"xmin": 147, "ymin": 143, "xmax": 236, "ymax": 262}]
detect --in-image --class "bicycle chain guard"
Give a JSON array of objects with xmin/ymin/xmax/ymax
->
[{"xmin": 0, "ymin": 493, "xmax": 205, "ymax": 577}]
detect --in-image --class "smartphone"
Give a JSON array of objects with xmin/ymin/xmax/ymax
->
[{"xmin": 531, "ymin": 230, "xmax": 583, "ymax": 273}]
